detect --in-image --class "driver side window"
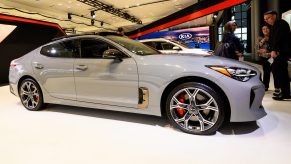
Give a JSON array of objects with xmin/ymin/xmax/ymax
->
[{"xmin": 80, "ymin": 39, "xmax": 115, "ymax": 59}]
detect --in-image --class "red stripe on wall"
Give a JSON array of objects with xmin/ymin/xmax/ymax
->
[
  {"xmin": 129, "ymin": 0, "xmax": 248, "ymax": 38},
  {"xmin": 0, "ymin": 14, "xmax": 66, "ymax": 35}
]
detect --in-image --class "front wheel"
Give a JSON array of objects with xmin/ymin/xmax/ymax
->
[
  {"xmin": 165, "ymin": 82, "xmax": 225, "ymax": 135},
  {"xmin": 19, "ymin": 78, "xmax": 44, "ymax": 111}
]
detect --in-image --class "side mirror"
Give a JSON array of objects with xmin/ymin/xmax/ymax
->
[
  {"xmin": 103, "ymin": 49, "xmax": 123, "ymax": 62},
  {"xmin": 173, "ymin": 46, "xmax": 181, "ymax": 51}
]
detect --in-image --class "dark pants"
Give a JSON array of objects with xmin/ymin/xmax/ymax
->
[
  {"xmin": 260, "ymin": 58, "xmax": 279, "ymax": 89},
  {"xmin": 271, "ymin": 54, "xmax": 290, "ymax": 97}
]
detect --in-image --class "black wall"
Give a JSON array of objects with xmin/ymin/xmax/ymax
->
[{"xmin": 0, "ymin": 16, "xmax": 65, "ymax": 84}]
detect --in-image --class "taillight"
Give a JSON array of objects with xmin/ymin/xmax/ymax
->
[
  {"xmin": 10, "ymin": 63, "xmax": 17, "ymax": 68},
  {"xmin": 10, "ymin": 60, "xmax": 17, "ymax": 68}
]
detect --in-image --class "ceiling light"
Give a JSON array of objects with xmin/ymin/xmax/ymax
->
[
  {"xmin": 100, "ymin": 21, "xmax": 104, "ymax": 26},
  {"xmin": 91, "ymin": 11, "xmax": 96, "ymax": 19},
  {"xmin": 68, "ymin": 13, "xmax": 72, "ymax": 20},
  {"xmin": 91, "ymin": 19, "xmax": 94, "ymax": 25}
]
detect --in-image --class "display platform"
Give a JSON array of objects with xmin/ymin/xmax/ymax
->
[{"xmin": 0, "ymin": 64, "xmax": 291, "ymax": 164}]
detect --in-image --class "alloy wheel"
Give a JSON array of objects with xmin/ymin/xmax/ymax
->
[
  {"xmin": 20, "ymin": 81, "xmax": 40, "ymax": 110},
  {"xmin": 169, "ymin": 87, "xmax": 219, "ymax": 133}
]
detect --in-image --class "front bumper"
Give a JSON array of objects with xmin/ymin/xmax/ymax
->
[{"xmin": 219, "ymin": 76, "xmax": 267, "ymax": 122}]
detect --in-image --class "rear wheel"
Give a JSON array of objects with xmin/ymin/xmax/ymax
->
[
  {"xmin": 165, "ymin": 82, "xmax": 225, "ymax": 135},
  {"xmin": 19, "ymin": 78, "xmax": 44, "ymax": 111}
]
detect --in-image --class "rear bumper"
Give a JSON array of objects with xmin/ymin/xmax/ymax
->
[{"xmin": 9, "ymin": 82, "xmax": 18, "ymax": 97}]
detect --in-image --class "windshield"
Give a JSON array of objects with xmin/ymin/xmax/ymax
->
[
  {"xmin": 105, "ymin": 36, "xmax": 160, "ymax": 56},
  {"xmin": 171, "ymin": 40, "xmax": 192, "ymax": 48}
]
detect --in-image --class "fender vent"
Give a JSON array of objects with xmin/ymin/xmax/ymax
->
[{"xmin": 138, "ymin": 87, "xmax": 149, "ymax": 109}]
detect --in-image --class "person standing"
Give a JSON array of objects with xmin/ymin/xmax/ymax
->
[
  {"xmin": 116, "ymin": 27, "xmax": 125, "ymax": 36},
  {"xmin": 256, "ymin": 24, "xmax": 279, "ymax": 92},
  {"xmin": 222, "ymin": 21, "xmax": 244, "ymax": 60},
  {"xmin": 264, "ymin": 11, "xmax": 291, "ymax": 100}
]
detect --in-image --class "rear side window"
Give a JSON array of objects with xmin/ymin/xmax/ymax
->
[{"xmin": 40, "ymin": 40, "xmax": 78, "ymax": 58}]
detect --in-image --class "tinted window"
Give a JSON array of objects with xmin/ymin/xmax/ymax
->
[
  {"xmin": 161, "ymin": 42, "xmax": 175, "ymax": 50},
  {"xmin": 81, "ymin": 39, "xmax": 117, "ymax": 58},
  {"xmin": 105, "ymin": 36, "xmax": 160, "ymax": 56},
  {"xmin": 41, "ymin": 40, "xmax": 78, "ymax": 58},
  {"xmin": 143, "ymin": 41, "xmax": 163, "ymax": 50}
]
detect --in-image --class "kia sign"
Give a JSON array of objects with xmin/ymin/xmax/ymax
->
[
  {"xmin": 178, "ymin": 33, "xmax": 192, "ymax": 40},
  {"xmin": 137, "ymin": 26, "xmax": 210, "ymax": 49}
]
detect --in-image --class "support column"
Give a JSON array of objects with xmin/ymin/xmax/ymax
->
[{"xmin": 251, "ymin": 0, "xmax": 261, "ymax": 61}]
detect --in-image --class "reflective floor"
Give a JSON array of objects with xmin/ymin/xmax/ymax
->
[{"xmin": 1, "ymin": 64, "xmax": 291, "ymax": 164}]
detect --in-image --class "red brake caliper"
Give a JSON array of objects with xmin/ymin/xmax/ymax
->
[{"xmin": 177, "ymin": 94, "xmax": 185, "ymax": 117}]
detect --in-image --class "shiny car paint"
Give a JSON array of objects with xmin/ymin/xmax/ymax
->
[{"xmin": 9, "ymin": 35, "xmax": 267, "ymax": 134}]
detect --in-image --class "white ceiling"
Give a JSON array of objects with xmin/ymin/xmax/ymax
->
[{"xmin": 0, "ymin": 0, "xmax": 211, "ymax": 34}]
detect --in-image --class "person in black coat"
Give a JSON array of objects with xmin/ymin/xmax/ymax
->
[
  {"xmin": 222, "ymin": 21, "xmax": 244, "ymax": 60},
  {"xmin": 264, "ymin": 11, "xmax": 291, "ymax": 100}
]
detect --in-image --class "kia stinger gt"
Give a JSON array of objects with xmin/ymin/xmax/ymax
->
[{"xmin": 9, "ymin": 35, "xmax": 266, "ymax": 135}]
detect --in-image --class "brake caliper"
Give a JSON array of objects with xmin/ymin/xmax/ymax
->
[{"xmin": 177, "ymin": 94, "xmax": 185, "ymax": 117}]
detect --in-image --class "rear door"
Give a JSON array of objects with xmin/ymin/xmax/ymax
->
[{"xmin": 32, "ymin": 39, "xmax": 78, "ymax": 100}]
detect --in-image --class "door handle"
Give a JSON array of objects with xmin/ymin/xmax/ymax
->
[
  {"xmin": 76, "ymin": 65, "xmax": 88, "ymax": 71},
  {"xmin": 33, "ymin": 62, "xmax": 44, "ymax": 69}
]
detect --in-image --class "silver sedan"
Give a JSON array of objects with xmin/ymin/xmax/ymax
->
[{"xmin": 9, "ymin": 35, "xmax": 266, "ymax": 135}]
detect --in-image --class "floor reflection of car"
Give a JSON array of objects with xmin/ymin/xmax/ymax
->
[
  {"xmin": 9, "ymin": 35, "xmax": 266, "ymax": 135},
  {"xmin": 139, "ymin": 38, "xmax": 212, "ymax": 55}
]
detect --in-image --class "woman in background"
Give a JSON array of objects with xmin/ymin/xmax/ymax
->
[
  {"xmin": 256, "ymin": 24, "xmax": 279, "ymax": 92},
  {"xmin": 222, "ymin": 21, "xmax": 244, "ymax": 60}
]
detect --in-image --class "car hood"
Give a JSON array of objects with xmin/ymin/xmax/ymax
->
[{"xmin": 138, "ymin": 54, "xmax": 258, "ymax": 71}]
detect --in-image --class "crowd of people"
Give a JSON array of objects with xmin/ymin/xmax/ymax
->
[
  {"xmin": 220, "ymin": 10, "xmax": 290, "ymax": 100},
  {"xmin": 117, "ymin": 10, "xmax": 290, "ymax": 100}
]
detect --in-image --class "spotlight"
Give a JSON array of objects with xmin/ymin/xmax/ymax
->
[
  {"xmin": 91, "ymin": 11, "xmax": 96, "ymax": 19},
  {"xmin": 100, "ymin": 21, "xmax": 104, "ymax": 27},
  {"xmin": 91, "ymin": 19, "xmax": 94, "ymax": 25},
  {"xmin": 68, "ymin": 13, "xmax": 72, "ymax": 20}
]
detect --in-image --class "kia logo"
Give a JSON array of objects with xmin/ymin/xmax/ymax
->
[{"xmin": 178, "ymin": 33, "xmax": 192, "ymax": 40}]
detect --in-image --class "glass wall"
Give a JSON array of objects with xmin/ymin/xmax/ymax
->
[{"xmin": 217, "ymin": 3, "xmax": 249, "ymax": 51}]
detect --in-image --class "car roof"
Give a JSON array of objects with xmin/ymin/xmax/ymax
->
[{"xmin": 52, "ymin": 32, "xmax": 120, "ymax": 41}]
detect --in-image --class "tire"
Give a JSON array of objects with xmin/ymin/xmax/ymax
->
[
  {"xmin": 165, "ymin": 82, "xmax": 225, "ymax": 135},
  {"xmin": 19, "ymin": 78, "xmax": 44, "ymax": 111}
]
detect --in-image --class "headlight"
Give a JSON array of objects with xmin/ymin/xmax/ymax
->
[{"xmin": 206, "ymin": 66, "xmax": 257, "ymax": 82}]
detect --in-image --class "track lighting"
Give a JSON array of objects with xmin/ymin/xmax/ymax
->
[
  {"xmin": 68, "ymin": 13, "xmax": 72, "ymax": 20},
  {"xmin": 100, "ymin": 21, "xmax": 104, "ymax": 26},
  {"xmin": 77, "ymin": 0, "xmax": 141, "ymax": 24},
  {"xmin": 91, "ymin": 11, "xmax": 96, "ymax": 19},
  {"xmin": 91, "ymin": 19, "xmax": 94, "ymax": 25}
]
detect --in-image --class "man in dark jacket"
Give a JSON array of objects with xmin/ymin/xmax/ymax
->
[{"xmin": 264, "ymin": 11, "xmax": 291, "ymax": 100}]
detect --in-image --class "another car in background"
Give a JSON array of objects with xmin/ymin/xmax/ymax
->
[{"xmin": 139, "ymin": 38, "xmax": 212, "ymax": 55}]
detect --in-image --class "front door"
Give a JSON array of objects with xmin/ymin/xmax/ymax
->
[{"xmin": 74, "ymin": 39, "xmax": 139, "ymax": 108}]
